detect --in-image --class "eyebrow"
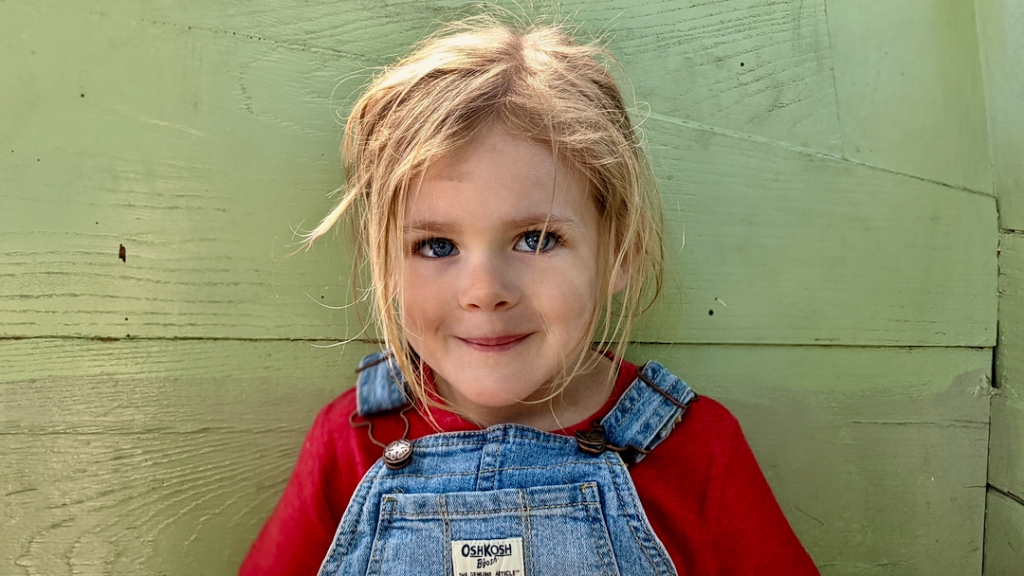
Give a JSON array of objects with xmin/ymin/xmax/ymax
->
[{"xmin": 403, "ymin": 214, "xmax": 582, "ymax": 234}]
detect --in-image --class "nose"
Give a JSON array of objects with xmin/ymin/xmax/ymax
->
[{"xmin": 459, "ymin": 254, "xmax": 520, "ymax": 312}]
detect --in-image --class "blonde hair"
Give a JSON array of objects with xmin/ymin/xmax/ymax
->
[{"xmin": 304, "ymin": 13, "xmax": 663, "ymax": 421}]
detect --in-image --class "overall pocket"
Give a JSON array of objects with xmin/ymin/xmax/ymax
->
[{"xmin": 365, "ymin": 482, "xmax": 620, "ymax": 576}]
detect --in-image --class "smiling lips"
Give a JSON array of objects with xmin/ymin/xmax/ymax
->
[{"xmin": 458, "ymin": 333, "xmax": 531, "ymax": 351}]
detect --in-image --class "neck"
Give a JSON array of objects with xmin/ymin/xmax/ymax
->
[{"xmin": 433, "ymin": 351, "xmax": 619, "ymax": 431}]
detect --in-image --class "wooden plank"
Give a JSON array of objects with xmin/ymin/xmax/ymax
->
[
  {"xmin": 825, "ymin": 0, "xmax": 991, "ymax": 193},
  {"xmin": 641, "ymin": 118, "xmax": 996, "ymax": 347},
  {"xmin": 0, "ymin": 2, "xmax": 370, "ymax": 341},
  {"xmin": 976, "ymin": 0, "xmax": 1024, "ymax": 231},
  {"xmin": 598, "ymin": 0, "xmax": 841, "ymax": 153},
  {"xmin": 996, "ymin": 234, "xmax": 1024, "ymax": 390},
  {"xmin": 983, "ymin": 6, "xmax": 1024, "ymax": 568},
  {"xmin": 0, "ymin": 339, "xmax": 990, "ymax": 576},
  {"xmin": 0, "ymin": 339, "xmax": 379, "ymax": 576},
  {"xmin": 984, "ymin": 489, "xmax": 1024, "ymax": 576},
  {"xmin": 989, "ymin": 396, "xmax": 1024, "ymax": 500},
  {"xmin": 139, "ymin": 0, "xmax": 843, "ymax": 154},
  {"xmin": 994, "ymin": 232, "xmax": 1024, "ymax": 498},
  {"xmin": 0, "ymin": 2, "xmax": 995, "ymax": 345}
]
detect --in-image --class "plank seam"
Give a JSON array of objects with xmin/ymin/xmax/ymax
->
[
  {"xmin": 0, "ymin": 335, "xmax": 995, "ymax": 349},
  {"xmin": 982, "ymin": 386, "xmax": 996, "ymax": 574},
  {"xmin": 988, "ymin": 484, "xmax": 1024, "ymax": 508},
  {"xmin": 647, "ymin": 112, "xmax": 993, "ymax": 199},
  {"xmin": 971, "ymin": 0, "xmax": 999, "ymax": 230}
]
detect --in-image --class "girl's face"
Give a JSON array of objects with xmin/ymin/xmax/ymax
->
[{"xmin": 402, "ymin": 123, "xmax": 619, "ymax": 428}]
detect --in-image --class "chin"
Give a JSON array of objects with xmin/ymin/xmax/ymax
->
[{"xmin": 448, "ymin": 375, "xmax": 545, "ymax": 408}]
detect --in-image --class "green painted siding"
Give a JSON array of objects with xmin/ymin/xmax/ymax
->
[
  {"xmin": 985, "ymin": 490, "xmax": 1024, "ymax": 576},
  {"xmin": 982, "ymin": 0, "xmax": 1024, "ymax": 572},
  {"xmin": 827, "ymin": 0, "xmax": 991, "ymax": 193},
  {"xmin": 0, "ymin": 340, "xmax": 992, "ymax": 575},
  {"xmin": 0, "ymin": 1, "xmax": 1008, "ymax": 574}
]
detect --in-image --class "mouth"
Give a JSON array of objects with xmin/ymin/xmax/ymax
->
[{"xmin": 458, "ymin": 333, "xmax": 532, "ymax": 351}]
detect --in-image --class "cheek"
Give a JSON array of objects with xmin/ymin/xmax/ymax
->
[
  {"xmin": 532, "ymin": 261, "xmax": 599, "ymax": 334},
  {"xmin": 400, "ymin": 264, "xmax": 447, "ymax": 333}
]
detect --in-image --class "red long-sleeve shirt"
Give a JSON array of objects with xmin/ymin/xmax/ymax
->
[{"xmin": 241, "ymin": 361, "xmax": 819, "ymax": 575}]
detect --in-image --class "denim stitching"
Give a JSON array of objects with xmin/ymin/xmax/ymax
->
[
  {"xmin": 611, "ymin": 457, "xmax": 675, "ymax": 575},
  {"xmin": 364, "ymin": 497, "xmax": 396, "ymax": 576},
  {"xmin": 389, "ymin": 502, "xmax": 596, "ymax": 518},
  {"xmin": 580, "ymin": 483, "xmax": 619, "ymax": 575},
  {"xmin": 439, "ymin": 494, "xmax": 453, "ymax": 576},
  {"xmin": 479, "ymin": 460, "xmax": 610, "ymax": 474},
  {"xmin": 411, "ymin": 430, "xmax": 588, "ymax": 450},
  {"xmin": 365, "ymin": 459, "xmax": 609, "ymax": 482},
  {"xmin": 600, "ymin": 454, "xmax": 662, "ymax": 573},
  {"xmin": 331, "ymin": 465, "xmax": 384, "ymax": 560},
  {"xmin": 518, "ymin": 489, "xmax": 533, "ymax": 575}
]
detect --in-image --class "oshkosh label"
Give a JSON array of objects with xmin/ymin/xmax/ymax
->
[{"xmin": 451, "ymin": 537, "xmax": 524, "ymax": 576}]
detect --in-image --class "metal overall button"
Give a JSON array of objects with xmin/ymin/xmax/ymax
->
[{"xmin": 383, "ymin": 439, "xmax": 414, "ymax": 470}]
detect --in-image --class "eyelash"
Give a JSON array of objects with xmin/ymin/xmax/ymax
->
[{"xmin": 411, "ymin": 229, "xmax": 564, "ymax": 259}]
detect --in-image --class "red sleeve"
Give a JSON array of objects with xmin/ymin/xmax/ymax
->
[
  {"xmin": 706, "ymin": 405, "xmax": 819, "ymax": 575},
  {"xmin": 632, "ymin": 398, "xmax": 818, "ymax": 575},
  {"xmin": 240, "ymin": 401, "xmax": 349, "ymax": 576}
]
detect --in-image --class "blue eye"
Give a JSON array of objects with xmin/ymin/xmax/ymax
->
[
  {"xmin": 515, "ymin": 230, "xmax": 560, "ymax": 253},
  {"xmin": 415, "ymin": 238, "xmax": 458, "ymax": 258}
]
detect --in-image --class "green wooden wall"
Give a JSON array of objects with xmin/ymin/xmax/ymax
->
[
  {"xmin": 0, "ymin": 1, "xmax": 1012, "ymax": 574},
  {"xmin": 980, "ymin": 0, "xmax": 1024, "ymax": 573}
]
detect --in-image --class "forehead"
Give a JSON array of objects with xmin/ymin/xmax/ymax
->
[
  {"xmin": 407, "ymin": 125, "xmax": 595, "ymax": 227},
  {"xmin": 425, "ymin": 125, "xmax": 555, "ymax": 181}
]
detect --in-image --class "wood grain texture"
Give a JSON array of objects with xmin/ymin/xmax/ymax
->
[
  {"xmin": 0, "ymin": 2, "xmax": 995, "ymax": 345},
  {"xmin": 0, "ymin": 339, "xmax": 380, "ymax": 576},
  {"xmin": 641, "ymin": 117, "xmax": 996, "ymax": 346},
  {"xmin": 0, "ymin": 2, "xmax": 370, "ymax": 342},
  {"xmin": 983, "ymin": 489, "xmax": 1024, "ymax": 576},
  {"xmin": 825, "ymin": 0, "xmax": 992, "ymax": 193},
  {"xmin": 976, "ymin": 0, "xmax": 1024, "ymax": 231},
  {"xmin": 138, "ymin": 0, "xmax": 843, "ymax": 154},
  {"xmin": 1, "ymin": 339, "xmax": 990, "ymax": 576}
]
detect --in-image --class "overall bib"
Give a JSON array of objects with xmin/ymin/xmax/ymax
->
[{"xmin": 318, "ymin": 352, "xmax": 697, "ymax": 576}]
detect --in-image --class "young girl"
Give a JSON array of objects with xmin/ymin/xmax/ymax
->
[{"xmin": 242, "ymin": 14, "xmax": 818, "ymax": 576}]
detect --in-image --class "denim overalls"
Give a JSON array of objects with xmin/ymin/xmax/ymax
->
[{"xmin": 318, "ymin": 352, "xmax": 697, "ymax": 576}]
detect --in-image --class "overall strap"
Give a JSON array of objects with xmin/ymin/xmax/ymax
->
[
  {"xmin": 355, "ymin": 351, "xmax": 411, "ymax": 416},
  {"xmin": 599, "ymin": 361, "xmax": 697, "ymax": 464}
]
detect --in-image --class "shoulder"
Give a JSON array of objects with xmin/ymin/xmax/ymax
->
[
  {"xmin": 295, "ymin": 386, "xmax": 358, "ymax": 450},
  {"xmin": 677, "ymin": 395, "xmax": 744, "ymax": 445},
  {"xmin": 625, "ymin": 395, "xmax": 747, "ymax": 571},
  {"xmin": 633, "ymin": 394, "xmax": 746, "ymax": 479},
  {"xmin": 290, "ymin": 387, "xmax": 361, "ymax": 476},
  {"xmin": 316, "ymin": 386, "xmax": 360, "ymax": 431},
  {"xmin": 626, "ymin": 393, "xmax": 760, "ymax": 523},
  {"xmin": 629, "ymin": 396, "xmax": 819, "ymax": 573}
]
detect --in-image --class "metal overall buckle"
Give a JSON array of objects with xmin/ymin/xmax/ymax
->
[
  {"xmin": 575, "ymin": 368, "xmax": 698, "ymax": 463},
  {"xmin": 574, "ymin": 422, "xmax": 650, "ymax": 464}
]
